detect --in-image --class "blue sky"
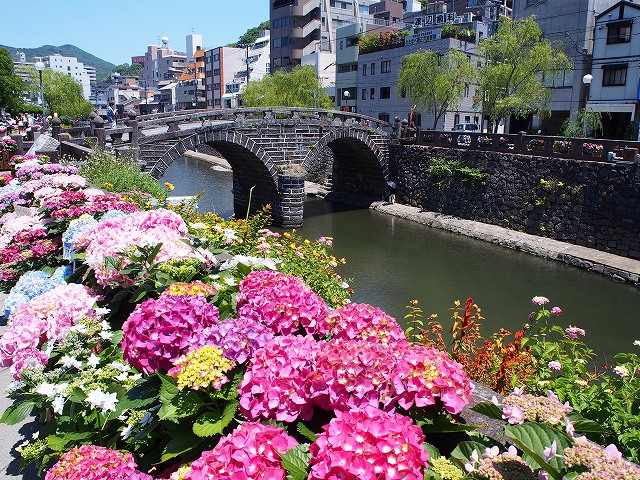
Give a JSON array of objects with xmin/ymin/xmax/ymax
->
[{"xmin": 1, "ymin": 0, "xmax": 269, "ymax": 65}]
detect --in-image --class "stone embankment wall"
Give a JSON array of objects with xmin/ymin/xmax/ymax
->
[{"xmin": 389, "ymin": 145, "xmax": 640, "ymax": 260}]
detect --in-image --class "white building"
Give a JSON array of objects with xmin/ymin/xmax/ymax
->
[
  {"xmin": 186, "ymin": 33, "xmax": 203, "ymax": 61},
  {"xmin": 223, "ymin": 31, "xmax": 271, "ymax": 108},
  {"xmin": 586, "ymin": 0, "xmax": 640, "ymax": 140},
  {"xmin": 44, "ymin": 54, "xmax": 94, "ymax": 101}
]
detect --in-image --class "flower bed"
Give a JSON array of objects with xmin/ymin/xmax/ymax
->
[
  {"xmin": 1, "ymin": 153, "xmax": 639, "ymax": 480},
  {"xmin": 583, "ymin": 142, "xmax": 604, "ymax": 157},
  {"xmin": 527, "ymin": 138, "xmax": 545, "ymax": 152},
  {"xmin": 553, "ymin": 140, "xmax": 573, "ymax": 154}
]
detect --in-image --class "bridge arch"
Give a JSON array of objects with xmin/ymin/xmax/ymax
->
[{"xmin": 303, "ymin": 128, "xmax": 389, "ymax": 198}]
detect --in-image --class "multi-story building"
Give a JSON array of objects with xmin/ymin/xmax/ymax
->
[
  {"xmin": 139, "ymin": 44, "xmax": 187, "ymax": 89},
  {"xmin": 586, "ymin": 0, "xmax": 640, "ymax": 139},
  {"xmin": 176, "ymin": 49, "xmax": 206, "ymax": 110},
  {"xmin": 204, "ymin": 46, "xmax": 245, "ymax": 109},
  {"xmin": 512, "ymin": 0, "xmax": 610, "ymax": 133},
  {"xmin": 270, "ymin": 0, "xmax": 406, "ymax": 93}
]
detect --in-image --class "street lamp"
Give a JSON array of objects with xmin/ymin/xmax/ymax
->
[
  {"xmin": 34, "ymin": 61, "xmax": 46, "ymax": 132},
  {"xmin": 343, "ymin": 90, "xmax": 350, "ymax": 112},
  {"xmin": 582, "ymin": 73, "xmax": 593, "ymax": 138}
]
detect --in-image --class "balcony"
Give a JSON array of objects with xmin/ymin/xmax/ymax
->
[
  {"xmin": 291, "ymin": 2, "xmax": 319, "ymax": 17},
  {"xmin": 291, "ymin": 19, "xmax": 321, "ymax": 39}
]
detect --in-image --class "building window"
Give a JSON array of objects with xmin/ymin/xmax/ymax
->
[
  {"xmin": 362, "ymin": 88, "xmax": 367, "ymax": 100},
  {"xmin": 362, "ymin": 64, "xmax": 367, "ymax": 76},
  {"xmin": 607, "ymin": 21, "xmax": 632, "ymax": 44},
  {"xmin": 340, "ymin": 40, "xmax": 344, "ymax": 50},
  {"xmin": 213, "ymin": 68, "xmax": 220, "ymax": 76},
  {"xmin": 454, "ymin": 113, "xmax": 460, "ymax": 125},
  {"xmin": 602, "ymin": 64, "xmax": 627, "ymax": 86},
  {"xmin": 370, "ymin": 62, "xmax": 375, "ymax": 75},
  {"xmin": 370, "ymin": 87, "xmax": 375, "ymax": 99},
  {"xmin": 379, "ymin": 86, "xmax": 390, "ymax": 99},
  {"xmin": 214, "ymin": 54, "xmax": 219, "ymax": 61},
  {"xmin": 381, "ymin": 60, "xmax": 391, "ymax": 73},
  {"xmin": 214, "ymin": 83, "xmax": 220, "ymax": 90},
  {"xmin": 378, "ymin": 113, "xmax": 390, "ymax": 122}
]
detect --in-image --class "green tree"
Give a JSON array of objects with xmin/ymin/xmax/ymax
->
[
  {"xmin": 397, "ymin": 48, "xmax": 476, "ymax": 129},
  {"xmin": 231, "ymin": 21, "xmax": 270, "ymax": 47},
  {"xmin": 560, "ymin": 108, "xmax": 607, "ymax": 138},
  {"xmin": 242, "ymin": 65, "xmax": 333, "ymax": 109},
  {"xmin": 40, "ymin": 69, "xmax": 93, "ymax": 119},
  {"xmin": 105, "ymin": 63, "xmax": 143, "ymax": 81},
  {"xmin": 477, "ymin": 16, "xmax": 572, "ymax": 132},
  {"xmin": 0, "ymin": 47, "xmax": 26, "ymax": 112}
]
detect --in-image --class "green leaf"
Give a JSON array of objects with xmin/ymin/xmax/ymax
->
[
  {"xmin": 422, "ymin": 442, "xmax": 441, "ymax": 461},
  {"xmin": 419, "ymin": 414, "xmax": 477, "ymax": 433},
  {"xmin": 449, "ymin": 440, "xmax": 488, "ymax": 468},
  {"xmin": 159, "ymin": 374, "xmax": 179, "ymax": 403},
  {"xmin": 118, "ymin": 376, "xmax": 161, "ymax": 411},
  {"xmin": 504, "ymin": 422, "xmax": 571, "ymax": 480},
  {"xmin": 0, "ymin": 401, "xmax": 35, "ymax": 425},
  {"xmin": 423, "ymin": 470, "xmax": 443, "ymax": 480},
  {"xmin": 296, "ymin": 422, "xmax": 319, "ymax": 442},
  {"xmin": 161, "ymin": 429, "xmax": 202, "ymax": 462},
  {"xmin": 568, "ymin": 414, "xmax": 610, "ymax": 434},
  {"xmin": 470, "ymin": 401, "xmax": 504, "ymax": 420},
  {"xmin": 192, "ymin": 400, "xmax": 238, "ymax": 437},
  {"xmin": 278, "ymin": 444, "xmax": 311, "ymax": 480},
  {"xmin": 158, "ymin": 390, "xmax": 204, "ymax": 422}
]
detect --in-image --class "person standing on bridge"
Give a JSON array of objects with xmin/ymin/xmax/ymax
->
[{"xmin": 107, "ymin": 102, "xmax": 117, "ymax": 129}]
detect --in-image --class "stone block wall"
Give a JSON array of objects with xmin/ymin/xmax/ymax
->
[{"xmin": 390, "ymin": 145, "xmax": 640, "ymax": 260}]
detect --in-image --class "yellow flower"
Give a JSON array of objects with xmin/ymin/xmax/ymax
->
[
  {"xmin": 164, "ymin": 182, "xmax": 175, "ymax": 191},
  {"xmin": 173, "ymin": 345, "xmax": 235, "ymax": 391}
]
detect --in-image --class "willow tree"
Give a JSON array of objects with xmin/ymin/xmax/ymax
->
[
  {"xmin": 477, "ymin": 15, "xmax": 572, "ymax": 132},
  {"xmin": 242, "ymin": 65, "xmax": 333, "ymax": 109},
  {"xmin": 40, "ymin": 69, "xmax": 93, "ymax": 119},
  {"xmin": 397, "ymin": 48, "xmax": 476, "ymax": 129}
]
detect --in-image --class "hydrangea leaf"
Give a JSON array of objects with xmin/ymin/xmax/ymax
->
[
  {"xmin": 278, "ymin": 443, "xmax": 311, "ymax": 480},
  {"xmin": 296, "ymin": 422, "xmax": 318, "ymax": 442},
  {"xmin": 470, "ymin": 401, "xmax": 503, "ymax": 420},
  {"xmin": 422, "ymin": 442, "xmax": 441, "ymax": 461},
  {"xmin": 567, "ymin": 413, "xmax": 610, "ymax": 434},
  {"xmin": 192, "ymin": 400, "xmax": 238, "ymax": 437},
  {"xmin": 449, "ymin": 440, "xmax": 490, "ymax": 468},
  {"xmin": 161, "ymin": 428, "xmax": 202, "ymax": 462},
  {"xmin": 504, "ymin": 422, "xmax": 571, "ymax": 480},
  {"xmin": 0, "ymin": 400, "xmax": 35, "ymax": 425}
]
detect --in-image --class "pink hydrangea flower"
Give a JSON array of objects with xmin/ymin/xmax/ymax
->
[
  {"xmin": 0, "ymin": 284, "xmax": 99, "ymax": 378},
  {"xmin": 236, "ymin": 271, "xmax": 328, "ymax": 335},
  {"xmin": 318, "ymin": 302, "xmax": 408, "ymax": 345},
  {"xmin": 565, "ymin": 325, "xmax": 586, "ymax": 340},
  {"xmin": 121, "ymin": 294, "xmax": 220, "ymax": 374},
  {"xmin": 45, "ymin": 445, "xmax": 151, "ymax": 480},
  {"xmin": 392, "ymin": 345, "xmax": 474, "ymax": 414},
  {"xmin": 76, "ymin": 208, "xmax": 197, "ymax": 287},
  {"xmin": 238, "ymin": 335, "xmax": 320, "ymax": 422},
  {"xmin": 185, "ymin": 422, "xmax": 298, "ymax": 480},
  {"xmin": 532, "ymin": 296, "xmax": 550, "ymax": 306},
  {"xmin": 309, "ymin": 406, "xmax": 429, "ymax": 480}
]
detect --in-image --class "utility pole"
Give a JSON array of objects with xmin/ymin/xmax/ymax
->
[{"xmin": 245, "ymin": 43, "xmax": 250, "ymax": 83}]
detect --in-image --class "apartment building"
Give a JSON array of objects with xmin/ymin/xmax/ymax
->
[
  {"xmin": 204, "ymin": 46, "xmax": 245, "ymax": 109},
  {"xmin": 269, "ymin": 0, "xmax": 406, "ymax": 91},
  {"xmin": 176, "ymin": 49, "xmax": 206, "ymax": 110},
  {"xmin": 586, "ymin": 0, "xmax": 640, "ymax": 139},
  {"xmin": 139, "ymin": 44, "xmax": 187, "ymax": 89}
]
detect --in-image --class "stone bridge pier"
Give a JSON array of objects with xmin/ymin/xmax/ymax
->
[{"xmin": 142, "ymin": 108, "xmax": 392, "ymax": 227}]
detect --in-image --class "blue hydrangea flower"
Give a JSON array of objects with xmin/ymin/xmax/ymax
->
[
  {"xmin": 62, "ymin": 218, "xmax": 98, "ymax": 260},
  {"xmin": 3, "ymin": 270, "xmax": 53, "ymax": 320},
  {"xmin": 50, "ymin": 265, "xmax": 73, "ymax": 286},
  {"xmin": 99, "ymin": 209, "xmax": 129, "ymax": 223}
]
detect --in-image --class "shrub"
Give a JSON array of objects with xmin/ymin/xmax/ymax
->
[{"xmin": 78, "ymin": 149, "xmax": 166, "ymax": 201}]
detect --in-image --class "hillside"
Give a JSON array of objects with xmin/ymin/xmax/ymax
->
[{"xmin": 0, "ymin": 43, "xmax": 115, "ymax": 81}]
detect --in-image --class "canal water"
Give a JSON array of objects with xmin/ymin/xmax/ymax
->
[{"xmin": 162, "ymin": 156, "xmax": 640, "ymax": 358}]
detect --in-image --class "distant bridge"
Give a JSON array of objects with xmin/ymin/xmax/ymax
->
[{"xmin": 106, "ymin": 108, "xmax": 393, "ymax": 227}]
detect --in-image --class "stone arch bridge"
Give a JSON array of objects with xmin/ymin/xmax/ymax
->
[{"xmin": 126, "ymin": 108, "xmax": 392, "ymax": 227}]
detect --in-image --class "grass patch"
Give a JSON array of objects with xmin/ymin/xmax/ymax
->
[{"xmin": 78, "ymin": 149, "xmax": 167, "ymax": 202}]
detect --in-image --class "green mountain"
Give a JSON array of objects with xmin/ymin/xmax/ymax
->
[{"xmin": 0, "ymin": 44, "xmax": 115, "ymax": 81}]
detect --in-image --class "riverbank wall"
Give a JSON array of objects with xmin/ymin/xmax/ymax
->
[{"xmin": 389, "ymin": 145, "xmax": 640, "ymax": 261}]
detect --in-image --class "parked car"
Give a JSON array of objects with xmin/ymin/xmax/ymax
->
[{"xmin": 451, "ymin": 123, "xmax": 479, "ymax": 132}]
